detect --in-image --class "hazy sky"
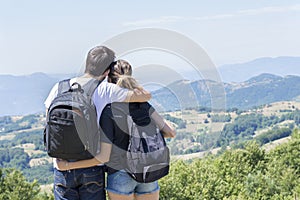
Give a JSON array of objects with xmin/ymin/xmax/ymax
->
[{"xmin": 1, "ymin": 0, "xmax": 300, "ymax": 75}]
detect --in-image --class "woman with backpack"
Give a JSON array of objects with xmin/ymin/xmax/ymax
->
[{"xmin": 56, "ymin": 59, "xmax": 176, "ymax": 200}]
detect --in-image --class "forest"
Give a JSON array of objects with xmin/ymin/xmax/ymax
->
[
  {"xmin": 1, "ymin": 129, "xmax": 299, "ymax": 199},
  {"xmin": 159, "ymin": 129, "xmax": 300, "ymax": 199},
  {"xmin": 0, "ymin": 102, "xmax": 300, "ymax": 199}
]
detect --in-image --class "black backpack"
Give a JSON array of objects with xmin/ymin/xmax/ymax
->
[
  {"xmin": 125, "ymin": 104, "xmax": 170, "ymax": 183},
  {"xmin": 44, "ymin": 78, "xmax": 101, "ymax": 161}
]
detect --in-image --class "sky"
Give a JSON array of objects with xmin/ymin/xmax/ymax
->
[{"xmin": 1, "ymin": 0, "xmax": 300, "ymax": 77}]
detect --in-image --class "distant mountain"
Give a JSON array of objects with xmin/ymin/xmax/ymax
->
[
  {"xmin": 0, "ymin": 73, "xmax": 67, "ymax": 116},
  {"xmin": 1, "ymin": 70, "xmax": 300, "ymax": 116},
  {"xmin": 218, "ymin": 56, "xmax": 300, "ymax": 83},
  {"xmin": 225, "ymin": 74, "xmax": 300, "ymax": 109},
  {"xmin": 150, "ymin": 73, "xmax": 300, "ymax": 111}
]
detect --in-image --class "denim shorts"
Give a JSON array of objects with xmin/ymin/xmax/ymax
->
[{"xmin": 106, "ymin": 170, "xmax": 159, "ymax": 196}]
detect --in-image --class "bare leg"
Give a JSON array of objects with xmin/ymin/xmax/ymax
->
[
  {"xmin": 108, "ymin": 191, "xmax": 135, "ymax": 200},
  {"xmin": 134, "ymin": 190, "xmax": 159, "ymax": 200}
]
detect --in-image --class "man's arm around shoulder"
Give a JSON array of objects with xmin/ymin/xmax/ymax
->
[{"xmin": 124, "ymin": 88, "xmax": 151, "ymax": 102}]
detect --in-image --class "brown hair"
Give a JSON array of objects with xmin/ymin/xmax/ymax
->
[
  {"xmin": 85, "ymin": 46, "xmax": 115, "ymax": 77},
  {"xmin": 108, "ymin": 59, "xmax": 132, "ymax": 84}
]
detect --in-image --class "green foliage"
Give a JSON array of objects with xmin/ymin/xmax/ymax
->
[
  {"xmin": 242, "ymin": 132, "xmax": 300, "ymax": 199},
  {"xmin": 23, "ymin": 164, "xmax": 53, "ymax": 185},
  {"xmin": 0, "ymin": 114, "xmax": 41, "ymax": 134},
  {"xmin": 1, "ymin": 109, "xmax": 300, "ymax": 199},
  {"xmin": 168, "ymin": 108, "xmax": 299, "ymax": 156},
  {"xmin": 160, "ymin": 134, "xmax": 300, "ymax": 199},
  {"xmin": 167, "ymin": 130, "xmax": 220, "ymax": 155},
  {"xmin": 0, "ymin": 113, "xmax": 52, "ymax": 185},
  {"xmin": 0, "ymin": 116, "xmax": 12, "ymax": 127},
  {"xmin": 268, "ymin": 129, "xmax": 300, "ymax": 174},
  {"xmin": 0, "ymin": 118, "xmax": 30, "ymax": 133},
  {"xmin": 16, "ymin": 114, "xmax": 38, "ymax": 125},
  {"xmin": 163, "ymin": 114, "xmax": 186, "ymax": 129},
  {"xmin": 159, "ymin": 160, "xmax": 191, "ymax": 199},
  {"xmin": 196, "ymin": 106, "xmax": 212, "ymax": 113},
  {"xmin": 255, "ymin": 127, "xmax": 292, "ymax": 145},
  {"xmin": 0, "ymin": 168, "xmax": 54, "ymax": 199},
  {"xmin": 211, "ymin": 114, "xmax": 231, "ymax": 122},
  {"xmin": 283, "ymin": 110, "xmax": 300, "ymax": 125},
  {"xmin": 0, "ymin": 148, "xmax": 30, "ymax": 170},
  {"xmin": 0, "ymin": 168, "xmax": 40, "ymax": 200},
  {"xmin": 219, "ymin": 113, "xmax": 283, "ymax": 146},
  {"xmin": 13, "ymin": 129, "xmax": 45, "ymax": 150}
]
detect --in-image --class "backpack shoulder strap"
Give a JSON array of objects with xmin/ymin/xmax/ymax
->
[
  {"xmin": 83, "ymin": 79, "xmax": 102, "ymax": 100},
  {"xmin": 126, "ymin": 115, "xmax": 135, "ymax": 137},
  {"xmin": 58, "ymin": 79, "xmax": 71, "ymax": 95}
]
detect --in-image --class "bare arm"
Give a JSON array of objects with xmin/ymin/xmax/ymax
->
[
  {"xmin": 55, "ymin": 142, "xmax": 112, "ymax": 171},
  {"xmin": 151, "ymin": 111, "xmax": 176, "ymax": 138},
  {"xmin": 124, "ymin": 88, "xmax": 151, "ymax": 102}
]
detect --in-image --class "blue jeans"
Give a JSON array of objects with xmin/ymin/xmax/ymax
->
[{"xmin": 54, "ymin": 166, "xmax": 106, "ymax": 200}]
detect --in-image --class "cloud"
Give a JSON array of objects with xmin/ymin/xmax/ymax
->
[
  {"xmin": 238, "ymin": 4, "xmax": 300, "ymax": 15},
  {"xmin": 123, "ymin": 4, "xmax": 300, "ymax": 27}
]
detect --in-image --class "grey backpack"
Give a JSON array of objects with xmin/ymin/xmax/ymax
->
[{"xmin": 125, "ymin": 107, "xmax": 170, "ymax": 183}]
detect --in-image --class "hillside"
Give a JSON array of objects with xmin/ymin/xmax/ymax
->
[
  {"xmin": 2, "ymin": 129, "xmax": 299, "ymax": 199},
  {"xmin": 0, "ymin": 114, "xmax": 52, "ymax": 184},
  {"xmin": 165, "ymin": 100, "xmax": 300, "ymax": 155},
  {"xmin": 151, "ymin": 73, "xmax": 300, "ymax": 111},
  {"xmin": 1, "ymin": 100, "xmax": 299, "ymax": 185}
]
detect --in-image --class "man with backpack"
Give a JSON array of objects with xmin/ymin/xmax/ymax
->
[{"xmin": 44, "ymin": 46, "xmax": 151, "ymax": 200}]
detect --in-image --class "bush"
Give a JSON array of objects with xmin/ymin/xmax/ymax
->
[
  {"xmin": 0, "ymin": 168, "xmax": 38, "ymax": 200},
  {"xmin": 160, "ymin": 133, "xmax": 300, "ymax": 199}
]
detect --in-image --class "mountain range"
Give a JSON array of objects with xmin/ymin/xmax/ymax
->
[
  {"xmin": 150, "ymin": 73, "xmax": 300, "ymax": 112},
  {"xmin": 0, "ymin": 56, "xmax": 299, "ymax": 116},
  {"xmin": 0, "ymin": 73, "xmax": 58, "ymax": 116},
  {"xmin": 218, "ymin": 56, "xmax": 300, "ymax": 83}
]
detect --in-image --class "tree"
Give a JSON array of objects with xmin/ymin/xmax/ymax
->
[
  {"xmin": 160, "ymin": 133, "xmax": 300, "ymax": 199},
  {"xmin": 0, "ymin": 168, "xmax": 53, "ymax": 200}
]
